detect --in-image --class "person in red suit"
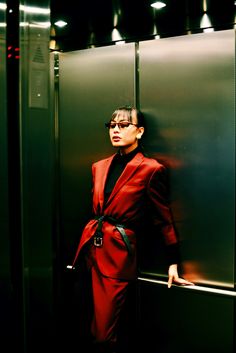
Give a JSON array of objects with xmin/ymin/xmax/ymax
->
[{"xmin": 69, "ymin": 106, "xmax": 193, "ymax": 353}]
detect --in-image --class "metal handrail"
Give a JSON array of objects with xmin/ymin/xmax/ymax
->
[{"xmin": 138, "ymin": 276, "xmax": 236, "ymax": 297}]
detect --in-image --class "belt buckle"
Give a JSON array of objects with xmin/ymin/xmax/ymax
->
[{"xmin": 94, "ymin": 236, "xmax": 103, "ymax": 247}]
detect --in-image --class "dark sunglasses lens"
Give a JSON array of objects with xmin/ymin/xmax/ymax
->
[
  {"xmin": 119, "ymin": 122, "xmax": 130, "ymax": 128},
  {"xmin": 105, "ymin": 122, "xmax": 131, "ymax": 129}
]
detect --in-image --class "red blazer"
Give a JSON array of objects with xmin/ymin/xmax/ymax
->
[{"xmin": 72, "ymin": 152, "xmax": 178, "ymax": 280}]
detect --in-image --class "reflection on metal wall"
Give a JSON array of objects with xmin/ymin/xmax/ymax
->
[
  {"xmin": 0, "ymin": 3, "xmax": 12, "ymax": 346},
  {"xmin": 139, "ymin": 30, "xmax": 235, "ymax": 288},
  {"xmin": 58, "ymin": 44, "xmax": 135, "ymax": 264},
  {"xmin": 19, "ymin": 1, "xmax": 53, "ymax": 352},
  {"xmin": 0, "ymin": 1, "xmax": 8, "ymax": 274},
  {"xmin": 137, "ymin": 280, "xmax": 234, "ymax": 353}
]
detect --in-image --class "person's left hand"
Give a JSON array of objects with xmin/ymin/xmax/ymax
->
[{"xmin": 168, "ymin": 264, "xmax": 194, "ymax": 288}]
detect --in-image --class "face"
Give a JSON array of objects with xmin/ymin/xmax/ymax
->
[{"xmin": 107, "ymin": 109, "xmax": 144, "ymax": 154}]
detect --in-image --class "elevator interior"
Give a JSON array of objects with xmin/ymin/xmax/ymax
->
[
  {"xmin": 56, "ymin": 29, "xmax": 235, "ymax": 353},
  {"xmin": 0, "ymin": 1, "xmax": 235, "ymax": 353}
]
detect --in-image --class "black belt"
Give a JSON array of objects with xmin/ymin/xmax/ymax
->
[{"xmin": 93, "ymin": 215, "xmax": 132, "ymax": 255}]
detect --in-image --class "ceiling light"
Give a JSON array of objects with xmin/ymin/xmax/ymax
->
[
  {"xmin": 54, "ymin": 20, "xmax": 67, "ymax": 28},
  {"xmin": 19, "ymin": 5, "xmax": 50, "ymax": 14},
  {"xmin": 151, "ymin": 2, "xmax": 166, "ymax": 10},
  {"xmin": 112, "ymin": 28, "xmax": 122, "ymax": 41},
  {"xmin": 0, "ymin": 3, "xmax": 7, "ymax": 10},
  {"xmin": 200, "ymin": 13, "xmax": 212, "ymax": 28}
]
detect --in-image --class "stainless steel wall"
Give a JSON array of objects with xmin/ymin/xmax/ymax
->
[
  {"xmin": 2, "ymin": 1, "xmax": 55, "ymax": 351},
  {"xmin": 4, "ymin": 0, "xmax": 55, "ymax": 352},
  {"xmin": 137, "ymin": 280, "xmax": 234, "ymax": 353},
  {"xmin": 137, "ymin": 30, "xmax": 235, "ymax": 353},
  {"xmin": 139, "ymin": 30, "xmax": 235, "ymax": 288},
  {"xmin": 0, "ymin": 3, "xmax": 12, "ymax": 346},
  {"xmin": 0, "ymin": 4, "xmax": 8, "ymax": 271},
  {"xmin": 19, "ymin": 1, "xmax": 54, "ymax": 352}
]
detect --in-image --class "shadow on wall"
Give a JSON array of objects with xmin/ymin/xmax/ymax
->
[{"xmin": 141, "ymin": 110, "xmax": 182, "ymax": 170}]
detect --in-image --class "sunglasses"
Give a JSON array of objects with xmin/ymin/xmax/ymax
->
[{"xmin": 105, "ymin": 121, "xmax": 138, "ymax": 129}]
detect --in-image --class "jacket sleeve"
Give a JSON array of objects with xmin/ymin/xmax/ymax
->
[{"xmin": 147, "ymin": 164, "xmax": 181, "ymax": 265}]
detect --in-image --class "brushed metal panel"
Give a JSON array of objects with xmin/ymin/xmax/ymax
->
[
  {"xmin": 0, "ymin": 5, "xmax": 12, "ymax": 347},
  {"xmin": 19, "ymin": 1, "xmax": 54, "ymax": 352},
  {"xmin": 137, "ymin": 280, "xmax": 234, "ymax": 353},
  {"xmin": 0, "ymin": 4, "xmax": 9, "ymax": 275},
  {"xmin": 139, "ymin": 30, "xmax": 235, "ymax": 287},
  {"xmin": 58, "ymin": 44, "xmax": 135, "ymax": 263}
]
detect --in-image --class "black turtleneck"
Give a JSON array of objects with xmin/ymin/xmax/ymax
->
[{"xmin": 104, "ymin": 146, "xmax": 140, "ymax": 203}]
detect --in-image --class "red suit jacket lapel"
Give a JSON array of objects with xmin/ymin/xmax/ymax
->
[{"xmin": 93, "ymin": 152, "xmax": 144, "ymax": 213}]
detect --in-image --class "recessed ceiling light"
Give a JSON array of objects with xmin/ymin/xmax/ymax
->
[
  {"xmin": 54, "ymin": 20, "xmax": 67, "ymax": 28},
  {"xmin": 151, "ymin": 2, "xmax": 166, "ymax": 10},
  {"xmin": 0, "ymin": 3, "xmax": 7, "ymax": 10}
]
